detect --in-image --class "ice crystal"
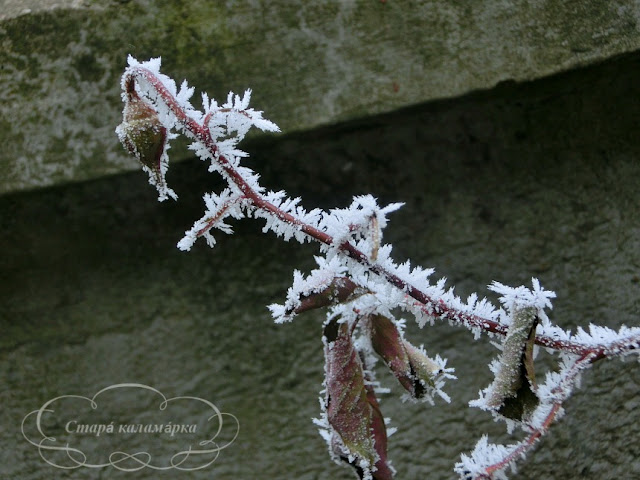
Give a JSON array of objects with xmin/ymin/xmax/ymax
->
[
  {"xmin": 177, "ymin": 188, "xmax": 247, "ymax": 250},
  {"xmin": 454, "ymin": 435, "xmax": 522, "ymax": 480},
  {"xmin": 488, "ymin": 278, "xmax": 556, "ymax": 317}
]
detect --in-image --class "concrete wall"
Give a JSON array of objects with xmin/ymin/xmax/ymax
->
[
  {"xmin": 2, "ymin": 1, "xmax": 640, "ymax": 479},
  {"xmin": 2, "ymin": 48, "xmax": 640, "ymax": 478}
]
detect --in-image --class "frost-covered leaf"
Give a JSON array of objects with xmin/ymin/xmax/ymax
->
[
  {"xmin": 320, "ymin": 317, "xmax": 394, "ymax": 480},
  {"xmin": 292, "ymin": 277, "xmax": 366, "ymax": 315},
  {"xmin": 362, "ymin": 368, "xmax": 394, "ymax": 480},
  {"xmin": 472, "ymin": 306, "xmax": 540, "ymax": 422},
  {"xmin": 368, "ymin": 314, "xmax": 413, "ymax": 392},
  {"xmin": 403, "ymin": 343, "xmax": 455, "ymax": 404},
  {"xmin": 367, "ymin": 314, "xmax": 454, "ymax": 403}
]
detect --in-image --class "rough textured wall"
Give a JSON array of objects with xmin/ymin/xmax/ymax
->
[
  {"xmin": 2, "ymin": 0, "xmax": 640, "ymax": 193},
  {"xmin": 1, "ymin": 51, "xmax": 639, "ymax": 479}
]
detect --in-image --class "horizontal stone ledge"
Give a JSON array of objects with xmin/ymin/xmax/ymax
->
[{"xmin": 2, "ymin": 0, "xmax": 640, "ymax": 195}]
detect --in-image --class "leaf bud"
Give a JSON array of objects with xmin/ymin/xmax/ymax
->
[{"xmin": 116, "ymin": 77, "xmax": 173, "ymax": 199}]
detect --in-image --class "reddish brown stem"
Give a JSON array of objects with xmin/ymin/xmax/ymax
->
[{"xmin": 195, "ymin": 196, "xmax": 244, "ymax": 237}]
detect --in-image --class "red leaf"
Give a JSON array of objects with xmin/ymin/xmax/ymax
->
[
  {"xmin": 369, "ymin": 315, "xmax": 442, "ymax": 400},
  {"xmin": 293, "ymin": 277, "xmax": 363, "ymax": 315},
  {"xmin": 323, "ymin": 317, "xmax": 394, "ymax": 480},
  {"xmin": 368, "ymin": 314, "xmax": 414, "ymax": 394}
]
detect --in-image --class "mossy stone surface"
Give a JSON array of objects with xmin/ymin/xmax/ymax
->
[{"xmin": 2, "ymin": 0, "xmax": 640, "ymax": 193}]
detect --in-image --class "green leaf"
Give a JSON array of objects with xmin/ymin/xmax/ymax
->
[{"xmin": 486, "ymin": 306, "xmax": 540, "ymax": 421}]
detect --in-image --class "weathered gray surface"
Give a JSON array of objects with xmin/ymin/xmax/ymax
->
[
  {"xmin": 2, "ymin": 0, "xmax": 640, "ymax": 194},
  {"xmin": 1, "ymin": 51, "xmax": 639, "ymax": 479}
]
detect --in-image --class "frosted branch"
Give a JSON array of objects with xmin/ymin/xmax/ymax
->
[
  {"xmin": 117, "ymin": 58, "xmax": 640, "ymax": 359},
  {"xmin": 116, "ymin": 56, "xmax": 640, "ymax": 480}
]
